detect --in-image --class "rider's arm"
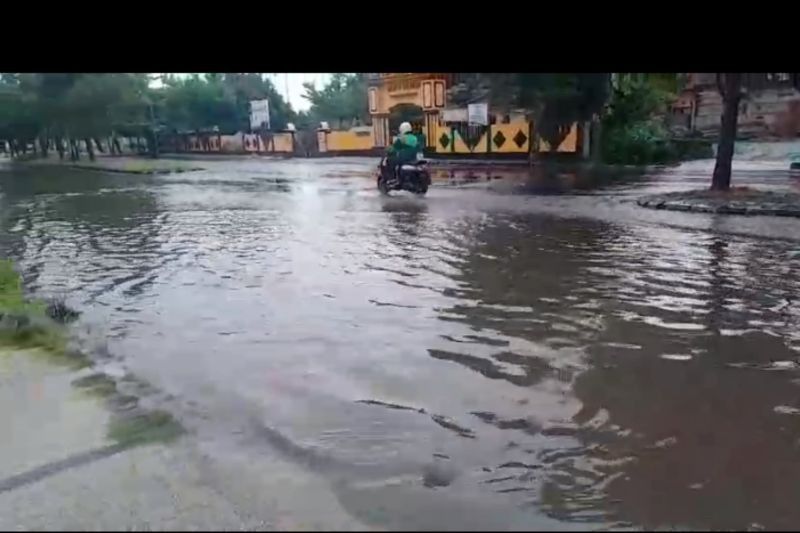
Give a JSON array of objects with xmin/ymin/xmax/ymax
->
[{"xmin": 388, "ymin": 135, "xmax": 404, "ymax": 153}]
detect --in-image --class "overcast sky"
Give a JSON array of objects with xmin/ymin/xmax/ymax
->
[
  {"xmin": 150, "ymin": 74, "xmax": 330, "ymax": 112},
  {"xmin": 267, "ymin": 74, "xmax": 329, "ymax": 111}
]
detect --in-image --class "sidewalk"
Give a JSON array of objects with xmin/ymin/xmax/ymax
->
[{"xmin": 0, "ymin": 349, "xmax": 371, "ymax": 530}]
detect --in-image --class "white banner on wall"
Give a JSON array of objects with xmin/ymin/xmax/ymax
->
[
  {"xmin": 250, "ymin": 99, "xmax": 270, "ymax": 130},
  {"xmin": 441, "ymin": 108, "xmax": 468, "ymax": 123},
  {"xmin": 468, "ymin": 103, "xmax": 488, "ymax": 125}
]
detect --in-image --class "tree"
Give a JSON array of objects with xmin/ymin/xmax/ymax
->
[
  {"xmin": 221, "ymin": 74, "xmax": 296, "ymax": 131},
  {"xmin": 0, "ymin": 73, "xmax": 297, "ymax": 160},
  {"xmin": 599, "ymin": 74, "xmax": 681, "ymax": 165},
  {"xmin": 0, "ymin": 73, "xmax": 149, "ymax": 161},
  {"xmin": 302, "ymin": 74, "xmax": 369, "ymax": 129},
  {"xmin": 154, "ymin": 73, "xmax": 295, "ymax": 134},
  {"xmin": 711, "ymin": 73, "xmax": 743, "ymax": 191}
]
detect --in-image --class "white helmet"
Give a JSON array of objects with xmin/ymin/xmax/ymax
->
[{"xmin": 399, "ymin": 122, "xmax": 412, "ymax": 134}]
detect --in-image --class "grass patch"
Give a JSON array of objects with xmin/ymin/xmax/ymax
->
[
  {"xmin": 0, "ymin": 259, "xmax": 87, "ymax": 368},
  {"xmin": 72, "ymin": 372, "xmax": 117, "ymax": 397},
  {"xmin": 118, "ymin": 162, "xmax": 202, "ymax": 174},
  {"xmin": 0, "ymin": 260, "xmax": 45, "ymax": 316},
  {"xmin": 107, "ymin": 409, "xmax": 184, "ymax": 448}
]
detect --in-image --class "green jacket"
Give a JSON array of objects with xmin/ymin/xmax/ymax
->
[
  {"xmin": 415, "ymin": 133, "xmax": 426, "ymax": 154},
  {"xmin": 387, "ymin": 132, "xmax": 418, "ymax": 163}
]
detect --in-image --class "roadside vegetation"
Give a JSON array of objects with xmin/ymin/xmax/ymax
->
[
  {"xmin": 2, "ymin": 258, "xmax": 184, "ymax": 447},
  {"xmin": 0, "ymin": 259, "xmax": 83, "ymax": 366},
  {"xmin": 3, "ymin": 72, "xmax": 798, "ymax": 190},
  {"xmin": 600, "ymin": 75, "xmax": 712, "ymax": 165}
]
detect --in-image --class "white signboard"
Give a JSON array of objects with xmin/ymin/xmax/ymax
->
[
  {"xmin": 250, "ymin": 99, "xmax": 270, "ymax": 130},
  {"xmin": 441, "ymin": 108, "xmax": 468, "ymax": 123},
  {"xmin": 468, "ymin": 103, "xmax": 488, "ymax": 126}
]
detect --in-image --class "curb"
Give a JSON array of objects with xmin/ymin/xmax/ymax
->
[
  {"xmin": 61, "ymin": 165, "xmax": 203, "ymax": 176},
  {"xmin": 637, "ymin": 196, "xmax": 800, "ymax": 218}
]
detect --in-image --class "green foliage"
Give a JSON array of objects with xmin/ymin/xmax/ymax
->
[
  {"xmin": 0, "ymin": 79, "xmax": 40, "ymax": 146},
  {"xmin": 603, "ymin": 75, "xmax": 673, "ymax": 130},
  {"xmin": 0, "ymin": 259, "xmax": 43, "ymax": 315},
  {"xmin": 0, "ymin": 73, "xmax": 297, "ymax": 156},
  {"xmin": 602, "ymin": 120, "xmax": 676, "ymax": 165},
  {"xmin": 156, "ymin": 73, "xmax": 295, "ymax": 133},
  {"xmin": 0, "ymin": 259, "xmax": 76, "ymax": 364},
  {"xmin": 600, "ymin": 74, "xmax": 703, "ymax": 165},
  {"xmin": 301, "ymin": 74, "xmax": 369, "ymax": 129}
]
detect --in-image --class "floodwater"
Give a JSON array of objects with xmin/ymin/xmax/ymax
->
[{"xmin": 2, "ymin": 156, "xmax": 800, "ymax": 530}]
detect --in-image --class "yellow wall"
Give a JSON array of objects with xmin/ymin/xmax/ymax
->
[
  {"xmin": 452, "ymin": 130, "xmax": 489, "ymax": 154},
  {"xmin": 221, "ymin": 134, "xmax": 244, "ymax": 152},
  {"xmin": 272, "ymin": 133, "xmax": 294, "ymax": 153},
  {"xmin": 432, "ymin": 120, "xmax": 530, "ymax": 154},
  {"xmin": 325, "ymin": 128, "xmax": 375, "ymax": 152},
  {"xmin": 239, "ymin": 133, "xmax": 294, "ymax": 153},
  {"xmin": 430, "ymin": 120, "xmax": 576, "ymax": 154},
  {"xmin": 243, "ymin": 133, "xmax": 261, "ymax": 152},
  {"xmin": 539, "ymin": 123, "xmax": 578, "ymax": 153},
  {"xmin": 187, "ymin": 135, "xmax": 221, "ymax": 152},
  {"xmin": 432, "ymin": 120, "xmax": 452, "ymax": 152},
  {"xmin": 491, "ymin": 122, "xmax": 530, "ymax": 153}
]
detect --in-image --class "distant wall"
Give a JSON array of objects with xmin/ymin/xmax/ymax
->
[
  {"xmin": 243, "ymin": 133, "xmax": 261, "ymax": 152},
  {"xmin": 322, "ymin": 127, "xmax": 375, "ymax": 152},
  {"xmin": 694, "ymin": 88, "xmax": 800, "ymax": 139},
  {"xmin": 185, "ymin": 135, "xmax": 221, "ymax": 152},
  {"xmin": 272, "ymin": 133, "xmax": 294, "ymax": 153},
  {"xmin": 221, "ymin": 133, "xmax": 244, "ymax": 152},
  {"xmin": 539, "ymin": 123, "xmax": 578, "ymax": 153},
  {"xmin": 432, "ymin": 119, "xmax": 577, "ymax": 155},
  {"xmin": 159, "ymin": 132, "xmax": 295, "ymax": 154}
]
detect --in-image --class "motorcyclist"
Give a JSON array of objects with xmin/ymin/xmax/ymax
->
[{"xmin": 385, "ymin": 122, "xmax": 418, "ymax": 182}]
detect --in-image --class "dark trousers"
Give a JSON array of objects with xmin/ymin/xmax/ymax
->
[{"xmin": 385, "ymin": 154, "xmax": 400, "ymax": 180}]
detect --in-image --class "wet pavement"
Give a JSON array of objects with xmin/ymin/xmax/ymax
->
[{"xmin": 2, "ymin": 156, "xmax": 800, "ymax": 530}]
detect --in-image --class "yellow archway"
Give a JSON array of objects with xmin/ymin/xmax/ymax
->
[{"xmin": 367, "ymin": 73, "xmax": 449, "ymax": 149}]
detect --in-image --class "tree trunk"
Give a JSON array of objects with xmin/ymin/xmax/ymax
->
[
  {"xmin": 39, "ymin": 135, "xmax": 49, "ymax": 158},
  {"xmin": 711, "ymin": 73, "xmax": 742, "ymax": 191},
  {"xmin": 55, "ymin": 137, "xmax": 65, "ymax": 160},
  {"xmin": 94, "ymin": 138, "xmax": 105, "ymax": 153},
  {"xmin": 591, "ymin": 119, "xmax": 603, "ymax": 163},
  {"xmin": 84, "ymin": 138, "xmax": 95, "ymax": 161},
  {"xmin": 70, "ymin": 139, "xmax": 80, "ymax": 161},
  {"xmin": 112, "ymin": 136, "xmax": 122, "ymax": 155},
  {"xmin": 147, "ymin": 129, "xmax": 159, "ymax": 159}
]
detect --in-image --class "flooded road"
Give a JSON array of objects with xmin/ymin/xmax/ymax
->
[{"xmin": 2, "ymin": 156, "xmax": 800, "ymax": 530}]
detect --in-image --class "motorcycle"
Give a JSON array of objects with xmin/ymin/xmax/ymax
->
[{"xmin": 376, "ymin": 155, "xmax": 431, "ymax": 196}]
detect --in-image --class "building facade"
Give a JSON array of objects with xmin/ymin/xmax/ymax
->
[
  {"xmin": 675, "ymin": 73, "xmax": 800, "ymax": 139},
  {"xmin": 353, "ymin": 73, "xmax": 580, "ymax": 158}
]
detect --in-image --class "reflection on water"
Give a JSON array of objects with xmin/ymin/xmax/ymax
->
[{"xmin": 2, "ymin": 158, "xmax": 800, "ymax": 529}]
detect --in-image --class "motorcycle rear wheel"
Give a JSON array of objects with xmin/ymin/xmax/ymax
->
[{"xmin": 377, "ymin": 177, "xmax": 391, "ymax": 196}]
